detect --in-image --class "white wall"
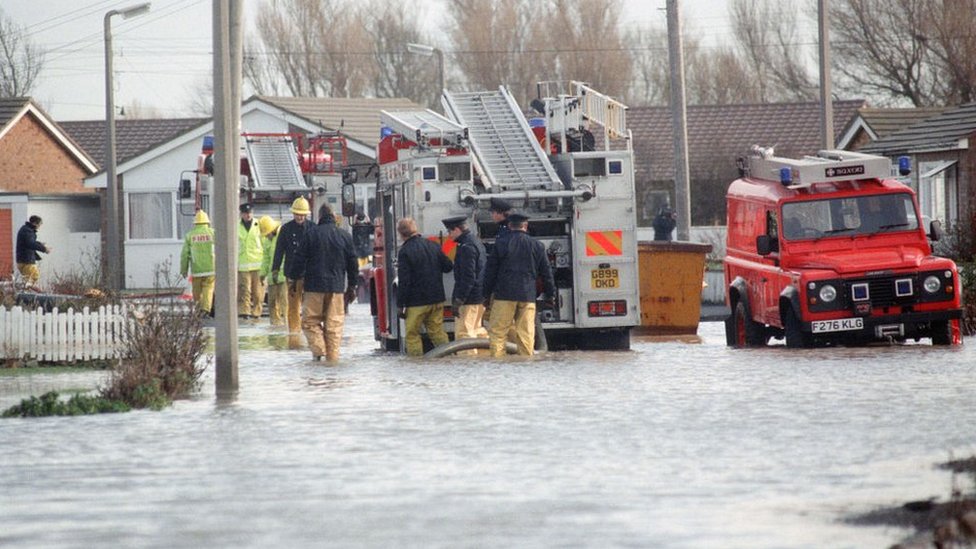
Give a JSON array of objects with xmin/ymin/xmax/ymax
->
[{"xmin": 26, "ymin": 196, "xmax": 101, "ymax": 287}]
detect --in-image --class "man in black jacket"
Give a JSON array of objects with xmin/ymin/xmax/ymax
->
[
  {"xmin": 396, "ymin": 217, "xmax": 453, "ymax": 356},
  {"xmin": 443, "ymin": 215, "xmax": 487, "ymax": 354},
  {"xmin": 272, "ymin": 196, "xmax": 311, "ymax": 335},
  {"xmin": 288, "ymin": 204, "xmax": 358, "ymax": 361},
  {"xmin": 16, "ymin": 215, "xmax": 50, "ymax": 287},
  {"xmin": 483, "ymin": 212, "xmax": 556, "ymax": 356}
]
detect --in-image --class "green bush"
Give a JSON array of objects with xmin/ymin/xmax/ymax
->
[{"xmin": 2, "ymin": 391, "xmax": 129, "ymax": 417}]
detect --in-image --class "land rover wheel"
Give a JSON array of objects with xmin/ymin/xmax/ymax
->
[
  {"xmin": 931, "ymin": 320, "xmax": 952, "ymax": 346},
  {"xmin": 726, "ymin": 301, "xmax": 766, "ymax": 347},
  {"xmin": 784, "ymin": 307, "xmax": 812, "ymax": 348}
]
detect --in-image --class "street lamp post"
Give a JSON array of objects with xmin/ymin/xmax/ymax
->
[
  {"xmin": 104, "ymin": 2, "xmax": 151, "ymax": 290},
  {"xmin": 406, "ymin": 42, "xmax": 445, "ymax": 101}
]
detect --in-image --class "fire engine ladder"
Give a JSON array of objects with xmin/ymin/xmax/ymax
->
[
  {"xmin": 443, "ymin": 87, "xmax": 561, "ymax": 192},
  {"xmin": 243, "ymin": 135, "xmax": 306, "ymax": 190},
  {"xmin": 380, "ymin": 110, "xmax": 467, "ymax": 148}
]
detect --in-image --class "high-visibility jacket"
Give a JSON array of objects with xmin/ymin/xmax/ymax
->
[
  {"xmin": 180, "ymin": 224, "xmax": 216, "ymax": 277},
  {"xmin": 238, "ymin": 220, "xmax": 263, "ymax": 272},
  {"xmin": 261, "ymin": 232, "xmax": 286, "ymax": 284}
]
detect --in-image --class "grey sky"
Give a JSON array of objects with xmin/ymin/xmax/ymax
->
[{"xmin": 3, "ymin": 0, "xmax": 734, "ymax": 121}]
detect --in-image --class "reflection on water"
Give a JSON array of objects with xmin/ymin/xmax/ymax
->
[{"xmin": 1, "ymin": 304, "xmax": 972, "ymax": 548}]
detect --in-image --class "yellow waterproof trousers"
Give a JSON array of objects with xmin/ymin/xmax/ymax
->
[
  {"xmin": 191, "ymin": 275, "xmax": 215, "ymax": 314},
  {"xmin": 455, "ymin": 303, "xmax": 487, "ymax": 356},
  {"xmin": 404, "ymin": 303, "xmax": 449, "ymax": 356},
  {"xmin": 286, "ymin": 278, "xmax": 304, "ymax": 334},
  {"xmin": 488, "ymin": 300, "xmax": 536, "ymax": 357},
  {"xmin": 237, "ymin": 270, "xmax": 264, "ymax": 318},
  {"xmin": 302, "ymin": 291, "xmax": 345, "ymax": 361},
  {"xmin": 17, "ymin": 263, "xmax": 40, "ymax": 285},
  {"xmin": 267, "ymin": 282, "xmax": 287, "ymax": 326}
]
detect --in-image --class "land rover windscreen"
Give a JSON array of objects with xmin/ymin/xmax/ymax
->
[{"xmin": 781, "ymin": 192, "xmax": 919, "ymax": 242}]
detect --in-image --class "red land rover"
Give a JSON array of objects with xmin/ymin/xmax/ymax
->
[{"xmin": 724, "ymin": 148, "xmax": 963, "ymax": 347}]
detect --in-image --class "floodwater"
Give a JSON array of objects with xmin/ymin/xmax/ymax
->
[{"xmin": 1, "ymin": 304, "xmax": 974, "ymax": 548}]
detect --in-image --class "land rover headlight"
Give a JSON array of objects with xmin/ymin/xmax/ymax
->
[
  {"xmin": 818, "ymin": 284, "xmax": 837, "ymax": 303},
  {"xmin": 923, "ymin": 275, "xmax": 942, "ymax": 294}
]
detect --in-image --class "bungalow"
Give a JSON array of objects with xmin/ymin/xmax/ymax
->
[
  {"xmin": 64, "ymin": 95, "xmax": 419, "ymax": 289},
  {"xmin": 858, "ymin": 102, "xmax": 976, "ymax": 231},
  {"xmin": 628, "ymin": 100, "xmax": 866, "ymax": 228}
]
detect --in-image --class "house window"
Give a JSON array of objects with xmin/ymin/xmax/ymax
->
[
  {"xmin": 918, "ymin": 160, "xmax": 957, "ymax": 225},
  {"xmin": 129, "ymin": 192, "xmax": 174, "ymax": 240}
]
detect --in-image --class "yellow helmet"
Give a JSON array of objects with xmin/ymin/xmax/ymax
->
[
  {"xmin": 194, "ymin": 210, "xmax": 210, "ymax": 225},
  {"xmin": 291, "ymin": 196, "xmax": 311, "ymax": 215},
  {"xmin": 258, "ymin": 215, "xmax": 279, "ymax": 237}
]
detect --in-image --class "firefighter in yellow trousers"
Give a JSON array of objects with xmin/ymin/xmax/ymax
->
[
  {"xmin": 273, "ymin": 197, "xmax": 311, "ymax": 335},
  {"xmin": 180, "ymin": 210, "xmax": 216, "ymax": 314},
  {"xmin": 259, "ymin": 215, "xmax": 287, "ymax": 326},
  {"xmin": 483, "ymin": 212, "xmax": 556, "ymax": 356},
  {"xmin": 238, "ymin": 203, "xmax": 264, "ymax": 319}
]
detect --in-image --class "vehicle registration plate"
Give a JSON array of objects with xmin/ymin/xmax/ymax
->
[
  {"xmin": 591, "ymin": 267, "xmax": 619, "ymax": 289},
  {"xmin": 811, "ymin": 317, "xmax": 864, "ymax": 333}
]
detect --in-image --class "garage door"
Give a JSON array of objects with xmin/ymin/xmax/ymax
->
[{"xmin": 0, "ymin": 209, "xmax": 11, "ymax": 278}]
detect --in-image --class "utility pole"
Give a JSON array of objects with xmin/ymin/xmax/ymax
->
[
  {"xmin": 818, "ymin": 0, "xmax": 834, "ymax": 149},
  {"xmin": 213, "ymin": 0, "xmax": 243, "ymax": 394},
  {"xmin": 667, "ymin": 0, "xmax": 691, "ymax": 241}
]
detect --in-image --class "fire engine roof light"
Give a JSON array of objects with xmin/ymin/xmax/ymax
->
[
  {"xmin": 898, "ymin": 156, "xmax": 911, "ymax": 176},
  {"xmin": 779, "ymin": 167, "xmax": 792, "ymax": 186},
  {"xmin": 380, "ymin": 126, "xmax": 393, "ymax": 139},
  {"xmin": 202, "ymin": 135, "xmax": 214, "ymax": 153}
]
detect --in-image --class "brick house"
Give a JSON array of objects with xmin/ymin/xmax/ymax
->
[{"xmin": 0, "ymin": 98, "xmax": 98, "ymax": 283}]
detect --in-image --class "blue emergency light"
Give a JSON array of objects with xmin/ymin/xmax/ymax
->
[
  {"xmin": 779, "ymin": 167, "xmax": 793, "ymax": 186},
  {"xmin": 898, "ymin": 156, "xmax": 911, "ymax": 176},
  {"xmin": 202, "ymin": 135, "xmax": 214, "ymax": 153}
]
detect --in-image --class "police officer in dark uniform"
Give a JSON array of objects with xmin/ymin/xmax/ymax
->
[
  {"xmin": 443, "ymin": 215, "xmax": 487, "ymax": 353},
  {"xmin": 483, "ymin": 212, "xmax": 556, "ymax": 356},
  {"xmin": 489, "ymin": 197, "xmax": 513, "ymax": 252},
  {"xmin": 396, "ymin": 217, "xmax": 454, "ymax": 356}
]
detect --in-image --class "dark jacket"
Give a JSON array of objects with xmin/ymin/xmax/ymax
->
[
  {"xmin": 492, "ymin": 219, "xmax": 511, "ymax": 255},
  {"xmin": 397, "ymin": 234, "xmax": 453, "ymax": 307},
  {"xmin": 16, "ymin": 222, "xmax": 46, "ymax": 264},
  {"xmin": 272, "ymin": 218, "xmax": 309, "ymax": 276},
  {"xmin": 289, "ymin": 215, "xmax": 358, "ymax": 293},
  {"xmin": 484, "ymin": 229, "xmax": 555, "ymax": 302},
  {"xmin": 452, "ymin": 230, "xmax": 486, "ymax": 304}
]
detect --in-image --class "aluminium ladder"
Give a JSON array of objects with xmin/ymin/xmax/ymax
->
[{"xmin": 443, "ymin": 87, "xmax": 561, "ymax": 192}]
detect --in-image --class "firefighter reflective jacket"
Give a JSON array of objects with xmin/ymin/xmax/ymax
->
[
  {"xmin": 238, "ymin": 219, "xmax": 263, "ymax": 272},
  {"xmin": 180, "ymin": 224, "xmax": 216, "ymax": 277},
  {"xmin": 261, "ymin": 232, "xmax": 286, "ymax": 284}
]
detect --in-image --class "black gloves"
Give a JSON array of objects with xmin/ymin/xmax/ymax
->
[{"xmin": 344, "ymin": 286, "xmax": 357, "ymax": 306}]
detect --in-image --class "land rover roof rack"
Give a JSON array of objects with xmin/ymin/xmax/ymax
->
[{"xmin": 745, "ymin": 146, "xmax": 890, "ymax": 189}]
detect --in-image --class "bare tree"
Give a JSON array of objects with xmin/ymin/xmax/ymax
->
[
  {"xmin": 921, "ymin": 0, "xmax": 976, "ymax": 104},
  {"xmin": 830, "ymin": 0, "xmax": 937, "ymax": 106},
  {"xmin": 626, "ymin": 23, "xmax": 760, "ymax": 106},
  {"xmin": 245, "ymin": 0, "xmax": 372, "ymax": 97},
  {"xmin": 362, "ymin": 0, "xmax": 441, "ymax": 108},
  {"xmin": 0, "ymin": 8, "xmax": 44, "ymax": 98},
  {"xmin": 447, "ymin": 0, "xmax": 553, "ymax": 104},
  {"xmin": 730, "ymin": 0, "xmax": 815, "ymax": 102},
  {"xmin": 547, "ymin": 0, "xmax": 632, "ymax": 99}
]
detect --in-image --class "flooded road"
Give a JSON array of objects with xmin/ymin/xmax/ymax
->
[{"xmin": 1, "ymin": 303, "xmax": 973, "ymax": 548}]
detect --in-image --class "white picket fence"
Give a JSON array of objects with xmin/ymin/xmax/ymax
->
[{"xmin": 0, "ymin": 305, "xmax": 128, "ymax": 361}]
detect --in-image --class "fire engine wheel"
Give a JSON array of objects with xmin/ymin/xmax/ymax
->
[
  {"xmin": 930, "ymin": 320, "xmax": 952, "ymax": 346},
  {"xmin": 726, "ymin": 301, "xmax": 766, "ymax": 347},
  {"xmin": 783, "ymin": 308, "xmax": 812, "ymax": 349}
]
